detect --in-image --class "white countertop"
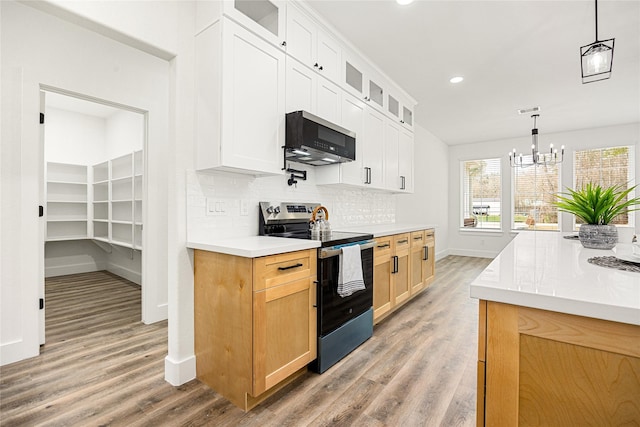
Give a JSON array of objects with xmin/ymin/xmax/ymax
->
[
  {"xmin": 470, "ymin": 232, "xmax": 640, "ymax": 326},
  {"xmin": 187, "ymin": 236, "xmax": 320, "ymax": 258},
  {"xmin": 335, "ymin": 223, "xmax": 436, "ymax": 237}
]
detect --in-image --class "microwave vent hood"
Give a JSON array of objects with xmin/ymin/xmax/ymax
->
[{"xmin": 285, "ymin": 111, "xmax": 356, "ymax": 166}]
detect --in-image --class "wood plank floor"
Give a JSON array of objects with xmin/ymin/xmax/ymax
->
[{"xmin": 0, "ymin": 256, "xmax": 492, "ymax": 426}]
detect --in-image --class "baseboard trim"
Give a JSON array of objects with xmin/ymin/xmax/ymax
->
[
  {"xmin": 45, "ymin": 262, "xmax": 104, "ymax": 278},
  {"xmin": 164, "ymin": 354, "xmax": 196, "ymax": 386},
  {"xmin": 0, "ymin": 339, "xmax": 39, "ymax": 367},
  {"xmin": 106, "ymin": 264, "xmax": 141, "ymax": 285},
  {"xmin": 435, "ymin": 248, "xmax": 450, "ymax": 261}
]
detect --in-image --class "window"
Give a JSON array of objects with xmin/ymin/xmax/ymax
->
[
  {"xmin": 461, "ymin": 158, "xmax": 501, "ymax": 229},
  {"xmin": 512, "ymin": 158, "xmax": 559, "ymax": 231},
  {"xmin": 574, "ymin": 146, "xmax": 635, "ymax": 226}
]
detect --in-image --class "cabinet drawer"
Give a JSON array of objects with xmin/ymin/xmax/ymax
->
[
  {"xmin": 424, "ymin": 229, "xmax": 435, "ymax": 244},
  {"xmin": 394, "ymin": 233, "xmax": 410, "ymax": 252},
  {"xmin": 411, "ymin": 230, "xmax": 425, "ymax": 248},
  {"xmin": 253, "ymin": 250, "xmax": 315, "ymax": 291},
  {"xmin": 374, "ymin": 236, "xmax": 393, "ymax": 258}
]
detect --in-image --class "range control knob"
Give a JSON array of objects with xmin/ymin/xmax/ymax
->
[
  {"xmin": 266, "ymin": 206, "xmax": 274, "ymax": 214},
  {"xmin": 274, "ymin": 206, "xmax": 281, "ymax": 214},
  {"xmin": 307, "ymin": 206, "xmax": 314, "ymax": 213}
]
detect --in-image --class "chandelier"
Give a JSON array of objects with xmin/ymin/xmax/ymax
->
[
  {"xmin": 580, "ymin": 0, "xmax": 615, "ymax": 84},
  {"xmin": 509, "ymin": 114, "xmax": 564, "ymax": 168}
]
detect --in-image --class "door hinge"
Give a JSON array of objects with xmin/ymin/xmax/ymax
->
[
  {"xmin": 39, "ymin": 113, "xmax": 44, "ymax": 124},
  {"xmin": 39, "ymin": 298, "xmax": 44, "ymax": 310},
  {"xmin": 39, "ymin": 205, "xmax": 44, "ymax": 217}
]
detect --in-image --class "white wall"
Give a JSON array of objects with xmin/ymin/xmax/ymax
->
[
  {"xmin": 44, "ymin": 108, "xmax": 107, "ymax": 165},
  {"xmin": 396, "ymin": 123, "xmax": 449, "ymax": 259},
  {"xmin": 105, "ymin": 110, "xmax": 144, "ymax": 159},
  {"xmin": 1, "ymin": 0, "xmax": 171, "ymax": 365},
  {"xmin": 448, "ymin": 122, "xmax": 640, "ymax": 258}
]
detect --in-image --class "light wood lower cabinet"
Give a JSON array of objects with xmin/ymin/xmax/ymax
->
[
  {"xmin": 374, "ymin": 229, "xmax": 435, "ymax": 324},
  {"xmin": 409, "ymin": 230, "xmax": 435, "ymax": 296},
  {"xmin": 477, "ymin": 300, "xmax": 640, "ymax": 426},
  {"xmin": 194, "ymin": 249, "xmax": 317, "ymax": 411}
]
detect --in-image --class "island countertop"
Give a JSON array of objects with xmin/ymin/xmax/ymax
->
[{"xmin": 470, "ymin": 232, "xmax": 640, "ymax": 325}]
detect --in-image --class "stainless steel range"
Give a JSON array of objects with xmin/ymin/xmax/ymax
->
[{"xmin": 259, "ymin": 202, "xmax": 375, "ymax": 373}]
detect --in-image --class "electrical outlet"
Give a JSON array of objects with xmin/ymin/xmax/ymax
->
[{"xmin": 206, "ymin": 198, "xmax": 227, "ymax": 216}]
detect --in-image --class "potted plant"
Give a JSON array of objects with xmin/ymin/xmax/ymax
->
[{"xmin": 554, "ymin": 183, "xmax": 640, "ymax": 249}]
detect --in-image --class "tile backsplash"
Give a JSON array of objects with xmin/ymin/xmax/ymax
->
[{"xmin": 186, "ymin": 168, "xmax": 396, "ymax": 240}]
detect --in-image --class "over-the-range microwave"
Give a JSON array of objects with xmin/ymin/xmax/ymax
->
[{"xmin": 285, "ymin": 110, "xmax": 356, "ymax": 166}]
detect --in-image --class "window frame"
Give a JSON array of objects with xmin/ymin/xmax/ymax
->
[
  {"xmin": 460, "ymin": 157, "xmax": 502, "ymax": 232},
  {"xmin": 510, "ymin": 156, "xmax": 562, "ymax": 232},
  {"xmin": 571, "ymin": 145, "xmax": 636, "ymax": 230}
]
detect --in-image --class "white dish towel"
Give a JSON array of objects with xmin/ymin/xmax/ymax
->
[{"xmin": 338, "ymin": 244, "xmax": 366, "ymax": 298}]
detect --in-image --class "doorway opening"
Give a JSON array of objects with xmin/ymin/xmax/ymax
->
[{"xmin": 41, "ymin": 88, "xmax": 146, "ymax": 345}]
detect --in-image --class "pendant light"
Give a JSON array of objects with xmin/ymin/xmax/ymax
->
[
  {"xmin": 580, "ymin": 0, "xmax": 615, "ymax": 84},
  {"xmin": 509, "ymin": 114, "xmax": 564, "ymax": 168}
]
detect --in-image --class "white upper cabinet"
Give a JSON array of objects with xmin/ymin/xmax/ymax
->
[
  {"xmin": 384, "ymin": 120, "xmax": 401, "ymax": 191},
  {"xmin": 342, "ymin": 51, "xmax": 387, "ymax": 114},
  {"xmin": 286, "ymin": 5, "xmax": 341, "ymax": 84},
  {"xmin": 398, "ymin": 129, "xmax": 414, "ymax": 193},
  {"xmin": 363, "ymin": 107, "xmax": 386, "ymax": 189},
  {"xmin": 197, "ymin": 0, "xmax": 287, "ymax": 49},
  {"xmin": 196, "ymin": 18, "xmax": 285, "ymax": 176},
  {"xmin": 286, "ymin": 57, "xmax": 341, "ymax": 124}
]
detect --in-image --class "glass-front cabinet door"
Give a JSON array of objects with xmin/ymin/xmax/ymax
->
[{"xmin": 223, "ymin": 0, "xmax": 287, "ymax": 49}]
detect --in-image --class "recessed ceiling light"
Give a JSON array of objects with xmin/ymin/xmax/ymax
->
[
  {"xmin": 396, "ymin": 0, "xmax": 414, "ymax": 5},
  {"xmin": 449, "ymin": 76, "xmax": 464, "ymax": 84}
]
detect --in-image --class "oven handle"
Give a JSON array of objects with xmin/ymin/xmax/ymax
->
[{"xmin": 318, "ymin": 239, "xmax": 376, "ymax": 259}]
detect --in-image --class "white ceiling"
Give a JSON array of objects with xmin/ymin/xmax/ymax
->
[{"xmin": 306, "ymin": 0, "xmax": 640, "ymax": 145}]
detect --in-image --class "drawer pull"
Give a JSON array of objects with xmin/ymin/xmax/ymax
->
[
  {"xmin": 377, "ymin": 243, "xmax": 390, "ymax": 249},
  {"xmin": 398, "ymin": 239, "xmax": 408, "ymax": 244},
  {"xmin": 413, "ymin": 236, "xmax": 423, "ymax": 240},
  {"xmin": 278, "ymin": 263, "xmax": 303, "ymax": 271}
]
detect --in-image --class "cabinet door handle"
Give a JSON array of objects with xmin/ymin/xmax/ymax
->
[
  {"xmin": 364, "ymin": 167, "xmax": 372, "ymax": 184},
  {"xmin": 400, "ymin": 175, "xmax": 406, "ymax": 190},
  {"xmin": 364, "ymin": 96, "xmax": 370, "ymax": 102},
  {"xmin": 400, "ymin": 120, "xmax": 405, "ymax": 124},
  {"xmin": 278, "ymin": 262, "xmax": 303, "ymax": 271},
  {"xmin": 281, "ymin": 41, "xmax": 287, "ymax": 47},
  {"xmin": 392, "ymin": 255, "xmax": 399, "ymax": 274},
  {"xmin": 423, "ymin": 246, "xmax": 428, "ymax": 261},
  {"xmin": 319, "ymin": 65, "xmax": 324, "ymax": 70},
  {"xmin": 377, "ymin": 243, "xmax": 390, "ymax": 249},
  {"xmin": 314, "ymin": 62, "xmax": 319, "ymax": 68}
]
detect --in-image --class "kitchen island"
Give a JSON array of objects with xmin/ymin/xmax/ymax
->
[{"xmin": 470, "ymin": 232, "xmax": 640, "ymax": 426}]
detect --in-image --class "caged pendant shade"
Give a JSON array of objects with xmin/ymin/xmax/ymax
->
[{"xmin": 580, "ymin": 0, "xmax": 615, "ymax": 84}]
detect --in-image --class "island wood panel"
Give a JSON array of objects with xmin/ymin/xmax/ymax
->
[{"xmin": 480, "ymin": 301, "xmax": 640, "ymax": 426}]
